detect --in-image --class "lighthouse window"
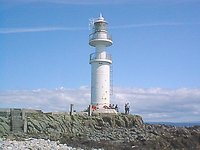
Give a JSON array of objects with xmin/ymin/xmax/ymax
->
[{"xmin": 95, "ymin": 22, "xmax": 107, "ymax": 31}]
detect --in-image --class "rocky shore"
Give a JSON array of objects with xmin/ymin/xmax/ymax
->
[
  {"xmin": 0, "ymin": 138, "xmax": 84, "ymax": 150},
  {"xmin": 0, "ymin": 113, "xmax": 200, "ymax": 149}
]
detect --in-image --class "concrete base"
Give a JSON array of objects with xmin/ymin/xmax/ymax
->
[{"xmin": 92, "ymin": 108, "xmax": 118, "ymax": 115}]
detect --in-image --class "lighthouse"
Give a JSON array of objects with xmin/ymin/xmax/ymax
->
[{"xmin": 89, "ymin": 14, "xmax": 115, "ymax": 112}]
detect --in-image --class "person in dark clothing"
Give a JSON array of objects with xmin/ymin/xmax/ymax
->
[
  {"xmin": 125, "ymin": 103, "xmax": 130, "ymax": 115},
  {"xmin": 112, "ymin": 104, "xmax": 115, "ymax": 109},
  {"xmin": 109, "ymin": 104, "xmax": 112, "ymax": 109},
  {"xmin": 115, "ymin": 104, "xmax": 119, "ymax": 112}
]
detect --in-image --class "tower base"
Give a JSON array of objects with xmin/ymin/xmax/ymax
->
[{"xmin": 92, "ymin": 108, "xmax": 118, "ymax": 115}]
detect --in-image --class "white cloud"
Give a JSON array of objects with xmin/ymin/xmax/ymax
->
[
  {"xmin": 112, "ymin": 87, "xmax": 200, "ymax": 122},
  {"xmin": 0, "ymin": 87, "xmax": 200, "ymax": 122},
  {"xmin": 0, "ymin": 27, "xmax": 87, "ymax": 34},
  {"xmin": 1, "ymin": 22, "xmax": 199, "ymax": 34}
]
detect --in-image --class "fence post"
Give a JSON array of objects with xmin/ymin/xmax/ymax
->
[
  {"xmin": 88, "ymin": 105, "xmax": 92, "ymax": 116},
  {"xmin": 70, "ymin": 104, "xmax": 74, "ymax": 116}
]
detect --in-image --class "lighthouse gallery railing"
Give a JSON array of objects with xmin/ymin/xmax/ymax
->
[
  {"xmin": 89, "ymin": 31, "xmax": 112, "ymax": 41},
  {"xmin": 90, "ymin": 52, "xmax": 112, "ymax": 61}
]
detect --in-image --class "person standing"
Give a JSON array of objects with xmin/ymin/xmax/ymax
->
[
  {"xmin": 115, "ymin": 104, "xmax": 119, "ymax": 112},
  {"xmin": 125, "ymin": 103, "xmax": 130, "ymax": 115}
]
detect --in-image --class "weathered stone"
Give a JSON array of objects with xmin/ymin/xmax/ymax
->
[
  {"xmin": 0, "ymin": 122, "xmax": 10, "ymax": 133},
  {"xmin": 0, "ymin": 117, "xmax": 10, "ymax": 124},
  {"xmin": 114, "ymin": 115, "xmax": 125, "ymax": 127},
  {"xmin": 28, "ymin": 119, "xmax": 42, "ymax": 132},
  {"xmin": 0, "ymin": 117, "xmax": 10, "ymax": 137},
  {"xmin": 102, "ymin": 116, "xmax": 113, "ymax": 127}
]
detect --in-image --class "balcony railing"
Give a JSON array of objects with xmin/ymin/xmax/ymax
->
[
  {"xmin": 90, "ymin": 52, "xmax": 112, "ymax": 61},
  {"xmin": 89, "ymin": 31, "xmax": 112, "ymax": 41}
]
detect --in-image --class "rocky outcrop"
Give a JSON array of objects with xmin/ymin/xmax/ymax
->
[
  {"xmin": 1, "ymin": 113, "xmax": 200, "ymax": 149},
  {"xmin": 26, "ymin": 113, "xmax": 144, "ymax": 139},
  {"xmin": 0, "ymin": 116, "xmax": 10, "ymax": 137}
]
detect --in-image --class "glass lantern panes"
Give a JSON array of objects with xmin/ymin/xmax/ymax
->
[{"xmin": 94, "ymin": 22, "xmax": 107, "ymax": 32}]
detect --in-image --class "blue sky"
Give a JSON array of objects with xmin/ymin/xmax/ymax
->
[{"xmin": 0, "ymin": 0, "xmax": 200, "ymax": 122}]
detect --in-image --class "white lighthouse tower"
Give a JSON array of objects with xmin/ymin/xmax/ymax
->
[{"xmin": 89, "ymin": 14, "xmax": 115, "ymax": 113}]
